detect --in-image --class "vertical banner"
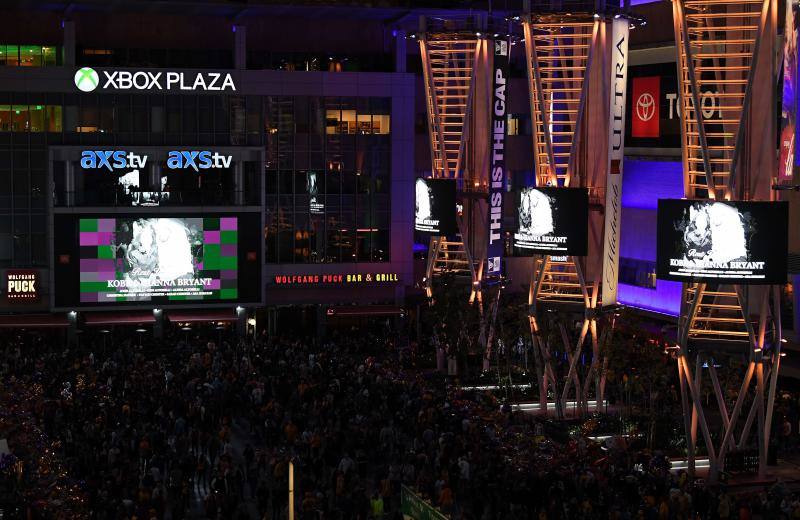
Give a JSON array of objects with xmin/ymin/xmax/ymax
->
[
  {"xmin": 487, "ymin": 38, "xmax": 510, "ymax": 277},
  {"xmin": 601, "ymin": 18, "xmax": 629, "ymax": 308},
  {"xmin": 631, "ymin": 76, "xmax": 660, "ymax": 138},
  {"xmin": 781, "ymin": 0, "xmax": 798, "ymax": 178}
]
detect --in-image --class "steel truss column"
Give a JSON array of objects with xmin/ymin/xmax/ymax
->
[
  {"xmin": 672, "ymin": 0, "xmax": 773, "ymax": 200},
  {"xmin": 527, "ymin": 254, "xmax": 605, "ymax": 416},
  {"xmin": 419, "ymin": 21, "xmax": 486, "ymax": 305},
  {"xmin": 523, "ymin": 17, "xmax": 598, "ymax": 187},
  {"xmin": 522, "ymin": 14, "xmax": 610, "ymax": 416},
  {"xmin": 673, "ymin": 0, "xmax": 779, "ymax": 482},
  {"xmin": 676, "ymin": 285, "xmax": 780, "ymax": 482}
]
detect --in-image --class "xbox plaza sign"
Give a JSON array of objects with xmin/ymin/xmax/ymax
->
[{"xmin": 74, "ymin": 67, "xmax": 236, "ymax": 92}]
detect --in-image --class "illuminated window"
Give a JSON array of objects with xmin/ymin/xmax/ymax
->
[
  {"xmin": 507, "ymin": 114, "xmax": 531, "ymax": 136},
  {"xmin": 266, "ymin": 96, "xmax": 392, "ymax": 264},
  {"xmin": 11, "ymin": 106, "xmax": 29, "ymax": 131},
  {"xmin": 45, "ymin": 105, "xmax": 62, "ymax": 132},
  {"xmin": 19, "ymin": 46, "xmax": 42, "ymax": 67},
  {"xmin": 4, "ymin": 46, "xmax": 18, "ymax": 67},
  {"xmin": 0, "ymin": 45, "xmax": 61, "ymax": 66},
  {"xmin": 0, "ymin": 105, "xmax": 62, "ymax": 132},
  {"xmin": 508, "ymin": 115, "xmax": 519, "ymax": 136},
  {"xmin": 325, "ymin": 110, "xmax": 390, "ymax": 135}
]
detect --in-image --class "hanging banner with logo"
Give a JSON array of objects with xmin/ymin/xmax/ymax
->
[
  {"xmin": 487, "ymin": 39, "xmax": 510, "ymax": 277},
  {"xmin": 631, "ymin": 76, "xmax": 660, "ymax": 138},
  {"xmin": 781, "ymin": 0, "xmax": 798, "ymax": 178},
  {"xmin": 601, "ymin": 18, "xmax": 629, "ymax": 308}
]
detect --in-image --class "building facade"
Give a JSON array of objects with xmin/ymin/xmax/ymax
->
[{"xmin": 0, "ymin": 2, "xmax": 416, "ymax": 329}]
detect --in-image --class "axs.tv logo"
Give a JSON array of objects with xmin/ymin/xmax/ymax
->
[
  {"xmin": 74, "ymin": 67, "xmax": 236, "ymax": 92},
  {"xmin": 80, "ymin": 150, "xmax": 233, "ymax": 172}
]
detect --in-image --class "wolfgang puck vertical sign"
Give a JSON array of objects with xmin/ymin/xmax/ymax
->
[
  {"xmin": 6, "ymin": 270, "xmax": 39, "ymax": 302},
  {"xmin": 601, "ymin": 18, "xmax": 629, "ymax": 307},
  {"xmin": 487, "ymin": 38, "xmax": 510, "ymax": 277}
]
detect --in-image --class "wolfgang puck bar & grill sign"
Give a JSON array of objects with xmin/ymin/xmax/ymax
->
[
  {"xmin": 6, "ymin": 270, "xmax": 39, "ymax": 302},
  {"xmin": 273, "ymin": 273, "xmax": 399, "ymax": 285}
]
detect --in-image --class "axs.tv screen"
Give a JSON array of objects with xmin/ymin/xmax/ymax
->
[
  {"xmin": 656, "ymin": 199, "xmax": 788, "ymax": 284},
  {"xmin": 53, "ymin": 213, "xmax": 261, "ymax": 307}
]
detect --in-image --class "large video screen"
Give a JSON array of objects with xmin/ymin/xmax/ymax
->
[
  {"xmin": 54, "ymin": 213, "xmax": 262, "ymax": 307},
  {"xmin": 656, "ymin": 199, "xmax": 788, "ymax": 284},
  {"xmin": 513, "ymin": 187, "xmax": 589, "ymax": 256},
  {"xmin": 415, "ymin": 178, "xmax": 457, "ymax": 235}
]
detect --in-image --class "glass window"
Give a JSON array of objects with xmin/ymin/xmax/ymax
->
[
  {"xmin": 13, "ymin": 232, "xmax": 30, "ymax": 265},
  {"xmin": 619, "ymin": 257, "xmax": 657, "ymax": 289},
  {"xmin": 78, "ymin": 104, "xmax": 99, "ymax": 133},
  {"xmin": 0, "ymin": 45, "xmax": 61, "ymax": 67},
  {"xmin": 19, "ymin": 46, "xmax": 41, "ymax": 67},
  {"xmin": 266, "ymin": 96, "xmax": 391, "ymax": 264},
  {"xmin": 42, "ymin": 46, "xmax": 57, "ymax": 66},
  {"xmin": 0, "ymin": 106, "xmax": 10, "ymax": 131},
  {"xmin": 11, "ymin": 105, "xmax": 29, "ymax": 131},
  {"xmin": 0, "ymin": 105, "xmax": 61, "ymax": 132},
  {"xmin": 46, "ymin": 105, "xmax": 62, "ymax": 132},
  {"xmin": 29, "ymin": 104, "xmax": 44, "ymax": 132},
  {"xmin": 4, "ymin": 46, "xmax": 18, "ymax": 67},
  {"xmin": 182, "ymin": 96, "xmax": 198, "ymax": 134},
  {"xmin": 166, "ymin": 97, "xmax": 181, "ymax": 133},
  {"xmin": 0, "ymin": 234, "xmax": 11, "ymax": 264}
]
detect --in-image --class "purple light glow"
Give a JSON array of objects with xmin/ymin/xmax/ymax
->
[
  {"xmin": 617, "ymin": 159, "xmax": 684, "ymax": 316},
  {"xmin": 621, "ymin": 159, "xmax": 683, "ymax": 210},
  {"xmin": 619, "ymin": 281, "xmax": 682, "ymax": 316}
]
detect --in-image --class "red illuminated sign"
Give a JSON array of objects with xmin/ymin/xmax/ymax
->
[
  {"xmin": 632, "ymin": 76, "xmax": 660, "ymax": 138},
  {"xmin": 6, "ymin": 270, "xmax": 39, "ymax": 302},
  {"xmin": 273, "ymin": 273, "xmax": 399, "ymax": 285}
]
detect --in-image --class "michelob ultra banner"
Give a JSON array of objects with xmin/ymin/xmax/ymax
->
[
  {"xmin": 487, "ymin": 38, "xmax": 510, "ymax": 276},
  {"xmin": 601, "ymin": 18, "xmax": 629, "ymax": 307}
]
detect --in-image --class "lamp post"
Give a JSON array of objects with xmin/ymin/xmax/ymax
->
[
  {"xmin": 288, "ymin": 459, "xmax": 294, "ymax": 520},
  {"xmin": 135, "ymin": 327, "xmax": 146, "ymax": 347},
  {"xmin": 100, "ymin": 329, "xmax": 110, "ymax": 355},
  {"xmin": 181, "ymin": 326, "xmax": 191, "ymax": 345}
]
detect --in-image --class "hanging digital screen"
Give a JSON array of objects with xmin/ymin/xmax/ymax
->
[
  {"xmin": 656, "ymin": 199, "xmax": 788, "ymax": 284},
  {"xmin": 513, "ymin": 187, "xmax": 589, "ymax": 256},
  {"xmin": 414, "ymin": 178, "xmax": 457, "ymax": 235}
]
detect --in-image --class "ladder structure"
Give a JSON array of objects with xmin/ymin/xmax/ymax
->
[
  {"xmin": 418, "ymin": 16, "xmax": 488, "ymax": 303},
  {"xmin": 674, "ymin": 0, "xmax": 768, "ymax": 200},
  {"xmin": 524, "ymin": 19, "xmax": 594, "ymax": 187},
  {"xmin": 522, "ymin": 9, "xmax": 612, "ymax": 416},
  {"xmin": 671, "ymin": 0, "xmax": 779, "ymax": 481}
]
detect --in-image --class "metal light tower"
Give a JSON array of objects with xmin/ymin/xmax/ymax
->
[
  {"xmin": 418, "ymin": 15, "xmax": 489, "ymax": 304},
  {"xmin": 671, "ymin": 0, "xmax": 779, "ymax": 481},
  {"xmin": 522, "ymin": 1, "xmax": 634, "ymax": 415}
]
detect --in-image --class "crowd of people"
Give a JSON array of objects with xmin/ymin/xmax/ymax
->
[{"xmin": 1, "ymin": 324, "xmax": 800, "ymax": 519}]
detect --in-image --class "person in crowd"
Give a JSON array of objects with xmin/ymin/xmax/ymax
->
[{"xmin": 4, "ymin": 326, "xmax": 800, "ymax": 519}]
